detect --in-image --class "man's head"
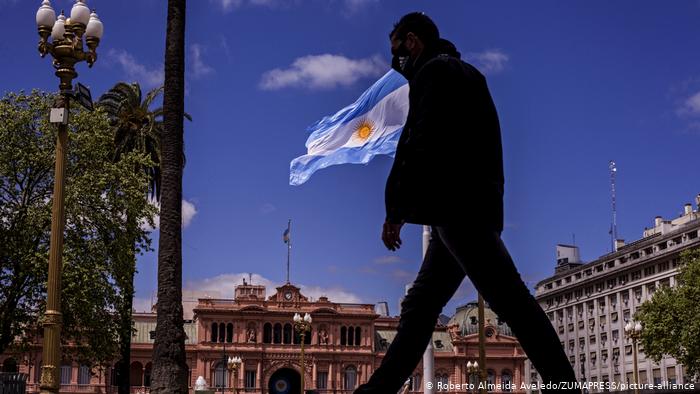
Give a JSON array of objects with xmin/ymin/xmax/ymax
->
[{"xmin": 389, "ymin": 12, "xmax": 440, "ymax": 75}]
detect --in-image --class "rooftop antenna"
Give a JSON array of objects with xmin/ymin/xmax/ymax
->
[
  {"xmin": 609, "ymin": 160, "xmax": 618, "ymax": 252},
  {"xmin": 249, "ymin": 273, "xmax": 253, "ymax": 285}
]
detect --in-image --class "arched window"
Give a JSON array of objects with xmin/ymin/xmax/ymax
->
[
  {"xmin": 304, "ymin": 327, "xmax": 312, "ymax": 345},
  {"xmin": 61, "ymin": 363, "xmax": 72, "ymax": 385},
  {"xmin": 263, "ymin": 323, "xmax": 272, "ymax": 343},
  {"xmin": 273, "ymin": 323, "xmax": 282, "ymax": 344},
  {"xmin": 348, "ymin": 327, "xmax": 355, "ymax": 346},
  {"xmin": 78, "ymin": 365, "xmax": 91, "ymax": 385},
  {"xmin": 355, "ymin": 326, "xmax": 361, "ymax": 346},
  {"xmin": 283, "ymin": 323, "xmax": 293, "ymax": 344},
  {"xmin": 214, "ymin": 361, "xmax": 226, "ymax": 388},
  {"xmin": 501, "ymin": 370, "xmax": 512, "ymax": 391},
  {"xmin": 144, "ymin": 363, "xmax": 152, "ymax": 387},
  {"xmin": 130, "ymin": 362, "xmax": 143, "ymax": 387},
  {"xmin": 211, "ymin": 322, "xmax": 218, "ymax": 342},
  {"xmin": 218, "ymin": 322, "xmax": 226, "ymax": 343},
  {"xmin": 437, "ymin": 373, "xmax": 449, "ymax": 386},
  {"xmin": 293, "ymin": 329, "xmax": 301, "ymax": 344},
  {"xmin": 410, "ymin": 374, "xmax": 421, "ymax": 391},
  {"xmin": 340, "ymin": 326, "xmax": 347, "ymax": 346},
  {"xmin": 487, "ymin": 369, "xmax": 495, "ymax": 391},
  {"xmin": 343, "ymin": 365, "xmax": 357, "ymax": 389},
  {"xmin": 226, "ymin": 323, "xmax": 233, "ymax": 343}
]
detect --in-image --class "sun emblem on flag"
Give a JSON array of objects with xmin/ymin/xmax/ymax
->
[{"xmin": 354, "ymin": 118, "xmax": 375, "ymax": 141}]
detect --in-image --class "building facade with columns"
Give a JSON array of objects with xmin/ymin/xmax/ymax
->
[
  {"xmin": 3, "ymin": 280, "xmax": 528, "ymax": 393},
  {"xmin": 527, "ymin": 196, "xmax": 700, "ymax": 391}
]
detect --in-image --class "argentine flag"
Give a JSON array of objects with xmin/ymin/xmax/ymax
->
[{"xmin": 289, "ymin": 70, "xmax": 409, "ymax": 186}]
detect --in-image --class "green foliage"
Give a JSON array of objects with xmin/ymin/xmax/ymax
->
[
  {"xmin": 637, "ymin": 247, "xmax": 700, "ymax": 382},
  {"xmin": 0, "ymin": 90, "xmax": 156, "ymax": 366}
]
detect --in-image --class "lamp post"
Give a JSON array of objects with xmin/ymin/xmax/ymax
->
[
  {"xmin": 624, "ymin": 320, "xmax": 643, "ymax": 394},
  {"xmin": 227, "ymin": 356, "xmax": 242, "ymax": 394},
  {"xmin": 466, "ymin": 361, "xmax": 479, "ymax": 394},
  {"xmin": 293, "ymin": 313, "xmax": 312, "ymax": 394},
  {"xmin": 35, "ymin": 1, "xmax": 103, "ymax": 393}
]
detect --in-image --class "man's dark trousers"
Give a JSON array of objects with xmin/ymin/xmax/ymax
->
[{"xmin": 354, "ymin": 226, "xmax": 579, "ymax": 394}]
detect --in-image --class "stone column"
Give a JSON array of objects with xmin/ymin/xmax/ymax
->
[
  {"xmin": 257, "ymin": 360, "xmax": 262, "ymax": 391},
  {"xmin": 328, "ymin": 362, "xmax": 333, "ymax": 389}
]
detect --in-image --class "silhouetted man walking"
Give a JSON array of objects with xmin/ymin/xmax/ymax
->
[{"xmin": 354, "ymin": 12, "xmax": 579, "ymax": 394}]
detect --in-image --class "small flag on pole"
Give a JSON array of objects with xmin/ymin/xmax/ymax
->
[{"xmin": 283, "ymin": 228, "xmax": 290, "ymax": 244}]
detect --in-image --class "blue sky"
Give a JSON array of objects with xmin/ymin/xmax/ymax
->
[{"xmin": 3, "ymin": 0, "xmax": 700, "ymax": 318}]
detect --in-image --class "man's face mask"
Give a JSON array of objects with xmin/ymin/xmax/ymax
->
[{"xmin": 391, "ymin": 39, "xmax": 411, "ymax": 74}]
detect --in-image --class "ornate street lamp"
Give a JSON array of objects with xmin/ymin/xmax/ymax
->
[
  {"xmin": 293, "ymin": 313, "xmax": 312, "ymax": 394},
  {"xmin": 624, "ymin": 320, "xmax": 643, "ymax": 394},
  {"xmin": 227, "ymin": 356, "xmax": 242, "ymax": 393},
  {"xmin": 466, "ymin": 360, "xmax": 479, "ymax": 394},
  {"xmin": 35, "ymin": 1, "xmax": 104, "ymax": 393}
]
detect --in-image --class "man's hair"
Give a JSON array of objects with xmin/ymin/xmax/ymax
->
[{"xmin": 390, "ymin": 12, "xmax": 440, "ymax": 48}]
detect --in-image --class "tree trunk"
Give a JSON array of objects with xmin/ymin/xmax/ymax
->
[
  {"xmin": 150, "ymin": 1, "xmax": 188, "ymax": 393},
  {"xmin": 117, "ymin": 267, "xmax": 134, "ymax": 394}
]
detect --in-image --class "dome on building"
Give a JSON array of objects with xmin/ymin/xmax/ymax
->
[{"xmin": 448, "ymin": 301, "xmax": 514, "ymax": 337}]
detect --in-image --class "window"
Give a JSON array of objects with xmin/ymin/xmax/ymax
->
[
  {"xmin": 78, "ymin": 365, "xmax": 90, "ymax": 385},
  {"xmin": 60, "ymin": 364, "xmax": 72, "ymax": 385},
  {"xmin": 657, "ymin": 242, "xmax": 668, "ymax": 251},
  {"xmin": 211, "ymin": 322, "xmax": 218, "ymax": 342},
  {"xmin": 273, "ymin": 323, "xmax": 282, "ymax": 344},
  {"xmin": 607, "ymin": 279, "xmax": 616, "ymax": 289},
  {"xmin": 611, "ymin": 312, "xmax": 618, "ymax": 323},
  {"xmin": 589, "ymin": 335, "xmax": 596, "ymax": 345},
  {"xmin": 263, "ymin": 323, "xmax": 272, "ymax": 343},
  {"xmin": 631, "ymin": 271, "xmax": 642, "ymax": 281},
  {"xmin": 653, "ymin": 369, "xmax": 662, "ymax": 385},
  {"xmin": 612, "ymin": 330, "xmax": 619, "ymax": 343},
  {"xmin": 245, "ymin": 370, "xmax": 256, "ymax": 389},
  {"xmin": 348, "ymin": 326, "xmax": 355, "ymax": 346},
  {"xmin": 659, "ymin": 261, "xmax": 670, "ymax": 272},
  {"xmin": 226, "ymin": 323, "xmax": 233, "ymax": 343},
  {"xmin": 341, "ymin": 326, "xmax": 347, "ymax": 346},
  {"xmin": 618, "ymin": 274, "xmax": 628, "ymax": 285},
  {"xmin": 667, "ymin": 367, "xmax": 677, "ymax": 384},
  {"xmin": 501, "ymin": 370, "xmax": 512, "ymax": 391},
  {"xmin": 219, "ymin": 322, "xmax": 226, "ymax": 343},
  {"xmin": 317, "ymin": 371, "xmax": 328, "ymax": 389},
  {"xmin": 644, "ymin": 266, "xmax": 656, "ymax": 277},
  {"xmin": 568, "ymin": 323, "xmax": 574, "ymax": 332},
  {"xmin": 283, "ymin": 323, "xmax": 292, "ymax": 344},
  {"xmin": 487, "ymin": 370, "xmax": 495, "ymax": 386},
  {"xmin": 214, "ymin": 362, "xmax": 226, "ymax": 388},
  {"xmin": 578, "ymin": 321, "xmax": 584, "ymax": 330},
  {"xmin": 596, "ymin": 265, "xmax": 604, "ymax": 272},
  {"xmin": 344, "ymin": 366, "xmax": 357, "ymax": 389}
]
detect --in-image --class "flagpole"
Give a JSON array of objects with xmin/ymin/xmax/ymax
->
[{"xmin": 287, "ymin": 219, "xmax": 291, "ymax": 284}]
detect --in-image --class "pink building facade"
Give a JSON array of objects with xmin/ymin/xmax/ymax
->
[{"xmin": 2, "ymin": 281, "xmax": 527, "ymax": 393}]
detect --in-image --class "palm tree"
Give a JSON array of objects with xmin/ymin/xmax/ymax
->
[
  {"xmin": 151, "ymin": 0, "xmax": 189, "ymax": 393},
  {"xmin": 98, "ymin": 82, "xmax": 169, "ymax": 394}
]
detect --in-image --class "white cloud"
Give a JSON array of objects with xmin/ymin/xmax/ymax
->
[
  {"xmin": 342, "ymin": 0, "xmax": 378, "ymax": 13},
  {"xmin": 260, "ymin": 54, "xmax": 386, "ymax": 90},
  {"xmin": 147, "ymin": 199, "xmax": 198, "ymax": 230},
  {"xmin": 182, "ymin": 273, "xmax": 364, "ymax": 303},
  {"xmin": 259, "ymin": 203, "xmax": 277, "ymax": 215},
  {"xmin": 392, "ymin": 269, "xmax": 414, "ymax": 281},
  {"xmin": 678, "ymin": 91, "xmax": 700, "ymax": 116},
  {"xmin": 107, "ymin": 49, "xmax": 164, "ymax": 88},
  {"xmin": 190, "ymin": 44, "xmax": 214, "ymax": 79},
  {"xmin": 374, "ymin": 255, "xmax": 404, "ymax": 265},
  {"xmin": 465, "ymin": 49, "xmax": 509, "ymax": 75},
  {"xmin": 132, "ymin": 297, "xmax": 155, "ymax": 313},
  {"xmin": 212, "ymin": 0, "xmax": 243, "ymax": 12}
]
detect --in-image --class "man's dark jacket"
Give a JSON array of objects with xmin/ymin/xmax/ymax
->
[{"xmin": 385, "ymin": 48, "xmax": 504, "ymax": 231}]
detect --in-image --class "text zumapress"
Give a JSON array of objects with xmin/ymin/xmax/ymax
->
[
  {"xmin": 434, "ymin": 381, "xmax": 697, "ymax": 392},
  {"xmin": 521, "ymin": 382, "xmax": 696, "ymax": 391}
]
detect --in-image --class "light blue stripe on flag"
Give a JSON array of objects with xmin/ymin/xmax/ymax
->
[{"xmin": 289, "ymin": 70, "xmax": 409, "ymax": 186}]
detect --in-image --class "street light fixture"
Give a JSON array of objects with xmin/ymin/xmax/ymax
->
[
  {"xmin": 624, "ymin": 320, "xmax": 643, "ymax": 394},
  {"xmin": 293, "ymin": 313, "xmax": 312, "ymax": 394},
  {"xmin": 227, "ymin": 356, "xmax": 242, "ymax": 393},
  {"xmin": 466, "ymin": 360, "xmax": 479, "ymax": 394},
  {"xmin": 35, "ymin": 1, "xmax": 103, "ymax": 393}
]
